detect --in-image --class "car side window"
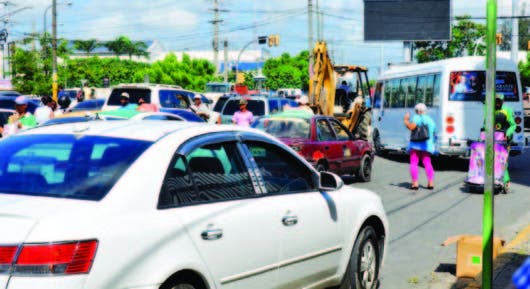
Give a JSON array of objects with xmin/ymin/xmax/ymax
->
[
  {"xmin": 316, "ymin": 119, "xmax": 336, "ymax": 141},
  {"xmin": 159, "ymin": 142, "xmax": 255, "ymax": 208},
  {"xmin": 245, "ymin": 141, "xmax": 315, "ymax": 194},
  {"xmin": 329, "ymin": 119, "xmax": 350, "ymax": 141}
]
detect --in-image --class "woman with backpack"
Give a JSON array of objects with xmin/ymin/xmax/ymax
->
[{"xmin": 404, "ymin": 103, "xmax": 437, "ymax": 190}]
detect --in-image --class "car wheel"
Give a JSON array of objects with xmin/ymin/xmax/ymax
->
[
  {"xmin": 355, "ymin": 154, "xmax": 372, "ymax": 182},
  {"xmin": 373, "ymin": 131, "xmax": 385, "ymax": 156},
  {"xmin": 340, "ymin": 226, "xmax": 380, "ymax": 289},
  {"xmin": 161, "ymin": 282, "xmax": 196, "ymax": 289}
]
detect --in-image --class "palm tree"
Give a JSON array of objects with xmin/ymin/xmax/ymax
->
[
  {"xmin": 73, "ymin": 39, "xmax": 99, "ymax": 56},
  {"xmin": 126, "ymin": 41, "xmax": 149, "ymax": 60},
  {"xmin": 103, "ymin": 36, "xmax": 132, "ymax": 57}
]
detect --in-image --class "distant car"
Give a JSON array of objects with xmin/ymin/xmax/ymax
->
[
  {"xmin": 214, "ymin": 95, "xmax": 297, "ymax": 124},
  {"xmin": 68, "ymin": 99, "xmax": 105, "ymax": 112},
  {"xmin": 42, "ymin": 111, "xmax": 191, "ymax": 126},
  {"xmin": 103, "ymin": 84, "xmax": 211, "ymax": 111},
  {"xmin": 0, "ymin": 96, "xmax": 40, "ymax": 113},
  {"xmin": 0, "ymin": 90, "xmax": 22, "ymax": 97},
  {"xmin": 0, "ymin": 121, "xmax": 388, "ymax": 289},
  {"xmin": 252, "ymin": 112, "xmax": 374, "ymax": 181}
]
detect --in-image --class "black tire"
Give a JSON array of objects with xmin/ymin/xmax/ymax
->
[
  {"xmin": 160, "ymin": 282, "xmax": 196, "ymax": 289},
  {"xmin": 372, "ymin": 130, "xmax": 385, "ymax": 156},
  {"xmin": 355, "ymin": 154, "xmax": 372, "ymax": 182},
  {"xmin": 340, "ymin": 226, "xmax": 380, "ymax": 289}
]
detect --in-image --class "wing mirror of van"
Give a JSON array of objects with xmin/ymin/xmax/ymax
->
[{"xmin": 319, "ymin": 171, "xmax": 344, "ymax": 191}]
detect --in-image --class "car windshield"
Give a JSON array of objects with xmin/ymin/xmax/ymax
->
[
  {"xmin": 0, "ymin": 135, "xmax": 152, "ymax": 201},
  {"xmin": 253, "ymin": 117, "xmax": 310, "ymax": 139},
  {"xmin": 223, "ymin": 99, "xmax": 266, "ymax": 116},
  {"xmin": 108, "ymin": 88, "xmax": 151, "ymax": 106},
  {"xmin": 449, "ymin": 71, "xmax": 519, "ymax": 102}
]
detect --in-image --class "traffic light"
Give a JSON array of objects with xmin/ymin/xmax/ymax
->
[
  {"xmin": 527, "ymin": 40, "xmax": 530, "ymax": 50},
  {"xmin": 268, "ymin": 34, "xmax": 280, "ymax": 47},
  {"xmin": 258, "ymin": 36, "xmax": 267, "ymax": 45},
  {"xmin": 496, "ymin": 33, "xmax": 503, "ymax": 45}
]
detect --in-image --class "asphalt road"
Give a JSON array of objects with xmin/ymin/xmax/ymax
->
[{"xmin": 348, "ymin": 133, "xmax": 530, "ymax": 289}]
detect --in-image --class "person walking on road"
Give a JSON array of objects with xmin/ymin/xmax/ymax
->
[
  {"xmin": 232, "ymin": 98, "xmax": 253, "ymax": 126},
  {"xmin": 404, "ymin": 103, "xmax": 436, "ymax": 190}
]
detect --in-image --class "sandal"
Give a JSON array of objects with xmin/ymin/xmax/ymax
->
[
  {"xmin": 409, "ymin": 185, "xmax": 419, "ymax": 190},
  {"xmin": 427, "ymin": 186, "xmax": 434, "ymax": 190}
]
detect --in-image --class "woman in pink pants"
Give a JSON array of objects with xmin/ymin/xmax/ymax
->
[{"xmin": 404, "ymin": 103, "xmax": 436, "ymax": 190}]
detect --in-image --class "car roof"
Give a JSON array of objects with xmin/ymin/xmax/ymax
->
[{"xmin": 19, "ymin": 121, "xmax": 266, "ymax": 143}]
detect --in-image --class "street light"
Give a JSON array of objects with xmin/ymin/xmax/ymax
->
[{"xmin": 43, "ymin": 1, "xmax": 71, "ymax": 37}]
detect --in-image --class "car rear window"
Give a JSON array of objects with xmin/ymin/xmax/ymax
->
[
  {"xmin": 108, "ymin": 88, "xmax": 151, "ymax": 106},
  {"xmin": 159, "ymin": 90, "xmax": 193, "ymax": 109},
  {"xmin": 213, "ymin": 97, "xmax": 228, "ymax": 112},
  {"xmin": 252, "ymin": 118, "xmax": 310, "ymax": 139},
  {"xmin": 223, "ymin": 99, "xmax": 265, "ymax": 116},
  {"xmin": 0, "ymin": 135, "xmax": 152, "ymax": 201},
  {"xmin": 71, "ymin": 99, "xmax": 104, "ymax": 111}
]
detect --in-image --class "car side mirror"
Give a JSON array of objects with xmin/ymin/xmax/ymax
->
[{"xmin": 319, "ymin": 171, "xmax": 344, "ymax": 191}]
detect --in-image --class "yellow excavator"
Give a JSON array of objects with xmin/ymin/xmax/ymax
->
[{"xmin": 308, "ymin": 41, "xmax": 372, "ymax": 140}]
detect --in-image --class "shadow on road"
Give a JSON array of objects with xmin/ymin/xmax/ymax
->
[{"xmin": 377, "ymin": 153, "xmax": 469, "ymax": 172}]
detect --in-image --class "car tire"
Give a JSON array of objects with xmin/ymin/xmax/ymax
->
[
  {"xmin": 340, "ymin": 226, "xmax": 380, "ymax": 289},
  {"xmin": 355, "ymin": 154, "xmax": 372, "ymax": 182},
  {"xmin": 161, "ymin": 282, "xmax": 196, "ymax": 289},
  {"xmin": 372, "ymin": 130, "xmax": 385, "ymax": 156}
]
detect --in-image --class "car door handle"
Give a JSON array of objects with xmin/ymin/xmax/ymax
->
[
  {"xmin": 282, "ymin": 215, "xmax": 298, "ymax": 226},
  {"xmin": 201, "ymin": 228, "xmax": 223, "ymax": 241}
]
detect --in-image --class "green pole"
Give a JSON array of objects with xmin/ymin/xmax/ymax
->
[{"xmin": 483, "ymin": 0, "xmax": 497, "ymax": 288}]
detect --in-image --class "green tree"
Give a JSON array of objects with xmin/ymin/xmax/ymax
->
[
  {"xmin": 104, "ymin": 35, "xmax": 132, "ymax": 57},
  {"xmin": 133, "ymin": 53, "xmax": 216, "ymax": 91},
  {"xmin": 73, "ymin": 39, "xmax": 99, "ymax": 56},
  {"xmin": 130, "ymin": 41, "xmax": 149, "ymax": 59},
  {"xmin": 263, "ymin": 51, "xmax": 309, "ymax": 90},
  {"xmin": 415, "ymin": 16, "xmax": 486, "ymax": 63}
]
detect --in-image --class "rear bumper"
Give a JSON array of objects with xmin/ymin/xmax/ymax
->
[{"xmin": 6, "ymin": 275, "xmax": 86, "ymax": 289}]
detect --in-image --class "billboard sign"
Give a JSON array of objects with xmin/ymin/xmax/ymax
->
[{"xmin": 364, "ymin": 0, "xmax": 451, "ymax": 41}]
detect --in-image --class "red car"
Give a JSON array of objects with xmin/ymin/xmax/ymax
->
[{"xmin": 252, "ymin": 112, "xmax": 374, "ymax": 181}]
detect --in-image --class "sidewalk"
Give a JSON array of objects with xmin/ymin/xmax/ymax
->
[
  {"xmin": 426, "ymin": 224, "xmax": 530, "ymax": 289},
  {"xmin": 437, "ymin": 224, "xmax": 530, "ymax": 289}
]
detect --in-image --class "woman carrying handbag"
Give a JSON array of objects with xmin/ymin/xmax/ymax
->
[{"xmin": 404, "ymin": 103, "xmax": 437, "ymax": 190}]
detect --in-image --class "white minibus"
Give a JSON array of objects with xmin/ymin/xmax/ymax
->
[{"xmin": 372, "ymin": 56, "xmax": 525, "ymax": 157}]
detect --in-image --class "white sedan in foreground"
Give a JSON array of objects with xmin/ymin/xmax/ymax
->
[{"xmin": 0, "ymin": 121, "xmax": 388, "ymax": 289}]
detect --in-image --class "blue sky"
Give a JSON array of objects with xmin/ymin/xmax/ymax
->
[{"xmin": 6, "ymin": 0, "xmax": 529, "ymax": 76}]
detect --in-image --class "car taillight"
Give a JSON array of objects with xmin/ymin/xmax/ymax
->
[
  {"xmin": 12, "ymin": 240, "xmax": 97, "ymax": 275},
  {"xmin": 515, "ymin": 117, "xmax": 522, "ymax": 125},
  {"xmin": 0, "ymin": 246, "xmax": 18, "ymax": 273}
]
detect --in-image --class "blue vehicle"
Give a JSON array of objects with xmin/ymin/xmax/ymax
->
[{"xmin": 68, "ymin": 99, "xmax": 105, "ymax": 112}]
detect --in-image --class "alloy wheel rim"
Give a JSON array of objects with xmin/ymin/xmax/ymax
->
[{"xmin": 359, "ymin": 240, "xmax": 376, "ymax": 289}]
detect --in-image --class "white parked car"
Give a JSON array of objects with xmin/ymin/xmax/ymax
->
[{"xmin": 0, "ymin": 121, "xmax": 388, "ymax": 289}]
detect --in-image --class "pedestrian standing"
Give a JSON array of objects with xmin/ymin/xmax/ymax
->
[
  {"xmin": 404, "ymin": 103, "xmax": 436, "ymax": 190},
  {"xmin": 4, "ymin": 96, "xmax": 37, "ymax": 136},
  {"xmin": 34, "ymin": 96, "xmax": 55, "ymax": 124},
  {"xmin": 83, "ymin": 83, "xmax": 93, "ymax": 100},
  {"xmin": 232, "ymin": 98, "xmax": 253, "ymax": 126}
]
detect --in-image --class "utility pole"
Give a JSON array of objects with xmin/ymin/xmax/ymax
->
[
  {"xmin": 52, "ymin": 0, "xmax": 58, "ymax": 101},
  {"xmin": 308, "ymin": 0, "xmax": 313, "ymax": 51},
  {"xmin": 223, "ymin": 38, "xmax": 228, "ymax": 82},
  {"xmin": 315, "ymin": 0, "xmax": 320, "ymax": 40},
  {"xmin": 511, "ymin": 0, "xmax": 519, "ymax": 62},
  {"xmin": 211, "ymin": 0, "xmax": 221, "ymax": 74}
]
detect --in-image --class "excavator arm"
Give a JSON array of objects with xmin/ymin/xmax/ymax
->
[{"xmin": 309, "ymin": 41, "xmax": 335, "ymax": 116}]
